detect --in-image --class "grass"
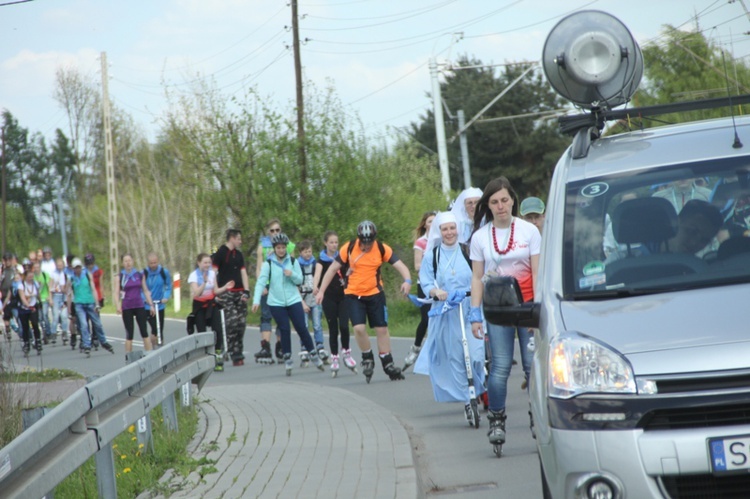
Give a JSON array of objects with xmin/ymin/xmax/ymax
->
[
  {"xmin": 0, "ymin": 344, "xmax": 23, "ymax": 448},
  {"xmin": 54, "ymin": 392, "xmax": 201, "ymax": 498},
  {"xmin": 0, "ymin": 366, "xmax": 83, "ymax": 383}
]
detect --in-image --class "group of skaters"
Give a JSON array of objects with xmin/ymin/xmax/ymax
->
[
  {"xmin": 402, "ymin": 177, "xmax": 546, "ymax": 455},
  {"xmin": 199, "ymin": 176, "xmax": 545, "ymax": 455},
  {"xmin": 0, "ymin": 248, "xmax": 173, "ymax": 361}
]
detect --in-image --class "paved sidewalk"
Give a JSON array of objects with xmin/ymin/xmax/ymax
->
[{"xmin": 144, "ymin": 382, "xmax": 417, "ymax": 499}]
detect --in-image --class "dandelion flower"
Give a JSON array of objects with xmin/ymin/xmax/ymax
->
[
  {"xmin": 120, "ymin": 455, "xmax": 127, "ymax": 460},
  {"xmin": 123, "ymin": 468, "xmax": 131, "ymax": 473},
  {"xmin": 128, "ymin": 425, "xmax": 135, "ymax": 433}
]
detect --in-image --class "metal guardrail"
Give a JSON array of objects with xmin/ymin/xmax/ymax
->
[{"xmin": 0, "ymin": 332, "xmax": 216, "ymax": 499}]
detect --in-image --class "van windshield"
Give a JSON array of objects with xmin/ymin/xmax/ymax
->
[{"xmin": 564, "ymin": 157, "xmax": 750, "ymax": 298}]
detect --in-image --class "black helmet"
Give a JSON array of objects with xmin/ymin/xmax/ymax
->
[
  {"xmin": 84, "ymin": 253, "xmax": 95, "ymax": 265},
  {"xmin": 271, "ymin": 233, "xmax": 290, "ymax": 247},
  {"xmin": 357, "ymin": 220, "xmax": 377, "ymax": 242}
]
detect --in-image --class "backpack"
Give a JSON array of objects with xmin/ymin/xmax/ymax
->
[
  {"xmin": 143, "ymin": 267, "xmax": 168, "ymax": 283},
  {"xmin": 346, "ymin": 239, "xmax": 386, "ymax": 261},
  {"xmin": 432, "ymin": 243, "xmax": 472, "ymax": 279}
]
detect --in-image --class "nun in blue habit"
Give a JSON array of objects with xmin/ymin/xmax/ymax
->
[{"xmin": 414, "ymin": 211, "xmax": 486, "ymax": 421}]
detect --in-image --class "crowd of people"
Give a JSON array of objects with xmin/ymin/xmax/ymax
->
[{"xmin": 0, "ymin": 176, "xmax": 548, "ymax": 454}]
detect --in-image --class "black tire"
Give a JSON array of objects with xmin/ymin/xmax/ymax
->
[
  {"xmin": 470, "ymin": 399, "xmax": 480, "ymax": 429},
  {"xmin": 540, "ymin": 456, "xmax": 552, "ymax": 499}
]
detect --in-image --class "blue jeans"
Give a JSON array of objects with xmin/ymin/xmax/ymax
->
[
  {"xmin": 40, "ymin": 300, "xmax": 51, "ymax": 337},
  {"xmin": 301, "ymin": 303, "xmax": 324, "ymax": 349},
  {"xmin": 486, "ymin": 323, "xmax": 533, "ymax": 412},
  {"xmin": 269, "ymin": 302, "xmax": 316, "ymax": 356},
  {"xmin": 51, "ymin": 293, "xmax": 69, "ymax": 333},
  {"xmin": 75, "ymin": 303, "xmax": 107, "ymax": 349}
]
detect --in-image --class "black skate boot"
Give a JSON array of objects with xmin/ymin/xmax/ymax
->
[
  {"xmin": 275, "ymin": 341, "xmax": 283, "ymax": 364},
  {"xmin": 254, "ymin": 340, "xmax": 274, "ymax": 365},
  {"xmin": 316, "ymin": 344, "xmax": 330, "ymax": 365},
  {"xmin": 214, "ymin": 349, "xmax": 224, "ymax": 372},
  {"xmin": 22, "ymin": 342, "xmax": 30, "ymax": 357},
  {"xmin": 35, "ymin": 340, "xmax": 43, "ymax": 355},
  {"xmin": 361, "ymin": 350, "xmax": 375, "ymax": 383},
  {"xmin": 70, "ymin": 334, "xmax": 77, "ymax": 351},
  {"xmin": 487, "ymin": 409, "xmax": 507, "ymax": 457},
  {"xmin": 283, "ymin": 353, "xmax": 293, "ymax": 376},
  {"xmin": 102, "ymin": 342, "xmax": 115, "ymax": 354},
  {"xmin": 381, "ymin": 353, "xmax": 405, "ymax": 381},
  {"xmin": 309, "ymin": 350, "xmax": 325, "ymax": 372}
]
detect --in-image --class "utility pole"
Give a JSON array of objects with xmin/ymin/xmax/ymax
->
[
  {"xmin": 291, "ymin": 0, "xmax": 307, "ymax": 205},
  {"xmin": 430, "ymin": 58, "xmax": 451, "ymax": 195},
  {"xmin": 57, "ymin": 171, "xmax": 72, "ymax": 256},
  {"xmin": 1, "ymin": 125, "xmax": 6, "ymax": 255},
  {"xmin": 101, "ymin": 52, "xmax": 119, "ymax": 303},
  {"xmin": 457, "ymin": 109, "xmax": 471, "ymax": 189}
]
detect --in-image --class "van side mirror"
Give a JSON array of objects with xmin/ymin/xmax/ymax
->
[{"xmin": 483, "ymin": 276, "xmax": 540, "ymax": 328}]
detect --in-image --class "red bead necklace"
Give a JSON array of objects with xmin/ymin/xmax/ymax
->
[{"xmin": 492, "ymin": 219, "xmax": 515, "ymax": 255}]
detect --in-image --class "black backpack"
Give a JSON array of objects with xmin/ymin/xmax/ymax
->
[{"xmin": 432, "ymin": 243, "xmax": 472, "ymax": 279}]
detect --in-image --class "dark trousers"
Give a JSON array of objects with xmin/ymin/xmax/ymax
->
[
  {"xmin": 191, "ymin": 300, "xmax": 224, "ymax": 350},
  {"xmin": 269, "ymin": 302, "xmax": 316, "ymax": 356},
  {"xmin": 322, "ymin": 292, "xmax": 350, "ymax": 355},
  {"xmin": 122, "ymin": 307, "xmax": 148, "ymax": 340},
  {"xmin": 19, "ymin": 309, "xmax": 40, "ymax": 344},
  {"xmin": 415, "ymin": 285, "xmax": 430, "ymax": 347}
]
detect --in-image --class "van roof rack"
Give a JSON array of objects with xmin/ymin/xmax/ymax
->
[{"xmin": 559, "ymin": 94, "xmax": 750, "ymax": 136}]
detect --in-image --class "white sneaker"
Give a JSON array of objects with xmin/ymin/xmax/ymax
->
[{"xmin": 342, "ymin": 348, "xmax": 357, "ymax": 369}]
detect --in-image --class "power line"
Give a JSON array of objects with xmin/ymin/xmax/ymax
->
[{"xmin": 302, "ymin": 0, "xmax": 458, "ymax": 29}]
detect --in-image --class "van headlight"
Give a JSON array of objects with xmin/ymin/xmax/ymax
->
[{"xmin": 549, "ymin": 334, "xmax": 636, "ymax": 399}]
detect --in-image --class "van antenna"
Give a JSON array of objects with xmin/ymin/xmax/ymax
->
[{"xmin": 722, "ymin": 50, "xmax": 743, "ymax": 149}]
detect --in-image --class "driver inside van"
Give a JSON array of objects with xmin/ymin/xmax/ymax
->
[{"xmin": 669, "ymin": 200, "xmax": 723, "ymax": 255}]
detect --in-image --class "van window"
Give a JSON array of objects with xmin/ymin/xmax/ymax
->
[{"xmin": 564, "ymin": 157, "xmax": 750, "ymax": 298}]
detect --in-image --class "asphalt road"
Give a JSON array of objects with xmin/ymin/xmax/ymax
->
[{"xmin": 12, "ymin": 314, "xmax": 542, "ymax": 499}]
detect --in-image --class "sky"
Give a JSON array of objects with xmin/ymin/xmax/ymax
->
[{"xmin": 2, "ymin": 0, "xmax": 750, "ymax": 145}]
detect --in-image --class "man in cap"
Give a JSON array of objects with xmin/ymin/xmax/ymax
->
[{"xmin": 520, "ymin": 196, "xmax": 546, "ymax": 235}]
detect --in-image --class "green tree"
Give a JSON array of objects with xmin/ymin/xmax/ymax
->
[
  {"xmin": 634, "ymin": 27, "xmax": 750, "ymax": 126},
  {"xmin": 409, "ymin": 55, "xmax": 569, "ymax": 198}
]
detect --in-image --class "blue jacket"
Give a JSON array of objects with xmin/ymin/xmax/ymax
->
[
  {"xmin": 253, "ymin": 255, "xmax": 303, "ymax": 307},
  {"xmin": 143, "ymin": 265, "xmax": 172, "ymax": 311}
]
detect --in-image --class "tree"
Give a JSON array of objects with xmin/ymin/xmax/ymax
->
[
  {"xmin": 410, "ymin": 55, "xmax": 569, "ymax": 198},
  {"xmin": 632, "ymin": 27, "xmax": 750, "ymax": 126}
]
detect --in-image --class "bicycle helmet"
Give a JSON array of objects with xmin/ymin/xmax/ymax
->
[
  {"xmin": 271, "ymin": 233, "xmax": 290, "ymax": 247},
  {"xmin": 357, "ymin": 220, "xmax": 377, "ymax": 243},
  {"xmin": 84, "ymin": 253, "xmax": 95, "ymax": 265}
]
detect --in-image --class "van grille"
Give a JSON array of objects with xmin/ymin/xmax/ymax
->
[
  {"xmin": 661, "ymin": 473, "xmax": 750, "ymax": 498},
  {"xmin": 639, "ymin": 403, "xmax": 750, "ymax": 431},
  {"xmin": 656, "ymin": 373, "xmax": 750, "ymax": 394}
]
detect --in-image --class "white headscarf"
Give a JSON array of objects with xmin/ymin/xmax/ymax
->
[
  {"xmin": 425, "ymin": 211, "xmax": 458, "ymax": 253},
  {"xmin": 451, "ymin": 187, "xmax": 483, "ymax": 243}
]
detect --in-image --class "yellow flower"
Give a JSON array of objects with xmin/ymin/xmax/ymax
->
[
  {"xmin": 128, "ymin": 425, "xmax": 135, "ymax": 433},
  {"xmin": 123, "ymin": 468, "xmax": 131, "ymax": 474},
  {"xmin": 138, "ymin": 443, "xmax": 144, "ymax": 449},
  {"xmin": 131, "ymin": 437, "xmax": 137, "ymax": 441},
  {"xmin": 112, "ymin": 444, "xmax": 118, "ymax": 449},
  {"xmin": 120, "ymin": 455, "xmax": 127, "ymax": 460}
]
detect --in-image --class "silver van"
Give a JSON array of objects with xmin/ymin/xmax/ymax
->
[{"xmin": 484, "ymin": 10, "xmax": 750, "ymax": 499}]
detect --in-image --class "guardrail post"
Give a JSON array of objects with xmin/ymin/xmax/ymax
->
[
  {"xmin": 95, "ymin": 442, "xmax": 117, "ymax": 499},
  {"xmin": 181, "ymin": 383, "xmax": 191, "ymax": 407},
  {"xmin": 162, "ymin": 393, "xmax": 178, "ymax": 432},
  {"xmin": 136, "ymin": 412, "xmax": 154, "ymax": 454}
]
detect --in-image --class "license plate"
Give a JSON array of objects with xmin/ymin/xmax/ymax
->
[{"xmin": 709, "ymin": 435, "xmax": 750, "ymax": 473}]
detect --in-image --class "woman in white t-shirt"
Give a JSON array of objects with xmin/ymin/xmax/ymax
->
[
  {"xmin": 468, "ymin": 176, "xmax": 541, "ymax": 451},
  {"xmin": 188, "ymin": 253, "xmax": 234, "ymax": 367}
]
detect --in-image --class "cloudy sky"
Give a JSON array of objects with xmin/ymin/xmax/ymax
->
[{"xmin": 1, "ymin": 0, "xmax": 749, "ymax": 143}]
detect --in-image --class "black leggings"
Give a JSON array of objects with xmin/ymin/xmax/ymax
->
[
  {"xmin": 122, "ymin": 308, "xmax": 148, "ymax": 340},
  {"xmin": 191, "ymin": 300, "xmax": 224, "ymax": 350},
  {"xmin": 19, "ymin": 309, "xmax": 40, "ymax": 344},
  {"xmin": 414, "ymin": 284, "xmax": 429, "ymax": 347},
  {"xmin": 322, "ymin": 292, "xmax": 350, "ymax": 355}
]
